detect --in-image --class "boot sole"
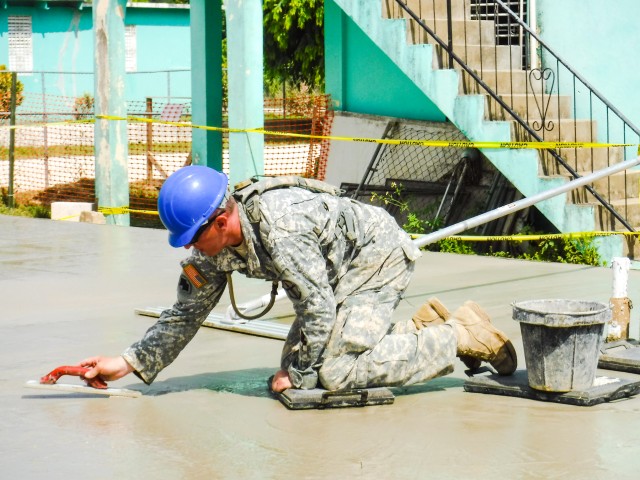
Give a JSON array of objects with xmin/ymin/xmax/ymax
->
[
  {"xmin": 454, "ymin": 304, "xmax": 518, "ymax": 375},
  {"xmin": 492, "ymin": 337, "xmax": 518, "ymax": 375}
]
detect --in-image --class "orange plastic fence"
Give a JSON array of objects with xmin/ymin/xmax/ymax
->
[{"xmin": 1, "ymin": 93, "xmax": 333, "ymax": 225}]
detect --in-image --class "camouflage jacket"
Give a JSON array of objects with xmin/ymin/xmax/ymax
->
[{"xmin": 122, "ymin": 183, "xmax": 421, "ymax": 386}]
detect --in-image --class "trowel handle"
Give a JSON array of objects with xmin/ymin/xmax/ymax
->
[{"xmin": 39, "ymin": 366, "xmax": 108, "ymax": 389}]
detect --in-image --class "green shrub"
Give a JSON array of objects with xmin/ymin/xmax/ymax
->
[
  {"xmin": 379, "ymin": 181, "xmax": 604, "ymax": 266},
  {"xmin": 0, "ymin": 65, "xmax": 24, "ymax": 119}
]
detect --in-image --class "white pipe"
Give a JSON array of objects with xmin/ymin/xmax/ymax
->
[
  {"xmin": 609, "ymin": 256, "xmax": 632, "ymax": 342},
  {"xmin": 413, "ymin": 156, "xmax": 640, "ymax": 248},
  {"xmin": 612, "ymin": 257, "xmax": 630, "ymax": 298},
  {"xmin": 217, "ymin": 157, "xmax": 640, "ymax": 326}
]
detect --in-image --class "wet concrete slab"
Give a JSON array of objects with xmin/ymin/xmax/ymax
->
[{"xmin": 3, "ymin": 214, "xmax": 640, "ymax": 479}]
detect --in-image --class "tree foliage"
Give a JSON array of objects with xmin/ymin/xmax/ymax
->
[
  {"xmin": 125, "ymin": 1, "xmax": 325, "ymax": 91},
  {"xmin": 263, "ymin": 0, "xmax": 324, "ymax": 90},
  {"xmin": 0, "ymin": 65, "xmax": 24, "ymax": 119}
]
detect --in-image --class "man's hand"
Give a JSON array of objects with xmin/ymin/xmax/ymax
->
[
  {"xmin": 271, "ymin": 369, "xmax": 293, "ymax": 392},
  {"xmin": 79, "ymin": 356, "xmax": 134, "ymax": 383}
]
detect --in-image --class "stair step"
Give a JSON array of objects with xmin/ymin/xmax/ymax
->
[
  {"xmin": 385, "ymin": 0, "xmax": 469, "ymax": 21},
  {"xmin": 591, "ymin": 197, "xmax": 640, "ymax": 231},
  {"xmin": 510, "ymin": 118, "xmax": 597, "ymax": 143},
  {"xmin": 622, "ymin": 234, "xmax": 640, "ymax": 259},
  {"xmin": 484, "ymin": 93, "xmax": 574, "ymax": 121},
  {"xmin": 460, "ymin": 69, "xmax": 546, "ymax": 96},
  {"xmin": 593, "ymin": 170, "xmax": 640, "ymax": 199},
  {"xmin": 565, "ymin": 169, "xmax": 640, "ymax": 201},
  {"xmin": 433, "ymin": 44, "xmax": 522, "ymax": 70},
  {"xmin": 540, "ymin": 147, "xmax": 625, "ymax": 173},
  {"xmin": 406, "ymin": 17, "xmax": 495, "ymax": 45}
]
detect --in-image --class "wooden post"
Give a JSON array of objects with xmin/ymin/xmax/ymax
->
[
  {"xmin": 93, "ymin": 0, "xmax": 130, "ymax": 226},
  {"xmin": 226, "ymin": 0, "xmax": 264, "ymax": 185},
  {"xmin": 190, "ymin": 0, "xmax": 223, "ymax": 169},
  {"xmin": 7, "ymin": 72, "xmax": 17, "ymax": 208},
  {"xmin": 146, "ymin": 97, "xmax": 153, "ymax": 181}
]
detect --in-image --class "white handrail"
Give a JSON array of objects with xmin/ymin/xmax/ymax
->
[{"xmin": 413, "ymin": 157, "xmax": 640, "ymax": 248}]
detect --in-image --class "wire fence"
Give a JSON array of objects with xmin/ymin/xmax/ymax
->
[
  {"xmin": 0, "ymin": 90, "xmax": 333, "ymax": 227},
  {"xmin": 344, "ymin": 121, "xmax": 522, "ymax": 244}
]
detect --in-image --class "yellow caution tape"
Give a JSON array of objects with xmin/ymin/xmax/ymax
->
[
  {"xmin": 98, "ymin": 206, "xmax": 159, "ymax": 216},
  {"xmin": 2, "ymin": 114, "xmax": 637, "ymax": 150},
  {"xmin": 95, "ymin": 115, "xmax": 636, "ymax": 150},
  {"xmin": 97, "ymin": 207, "xmax": 637, "ymax": 243},
  {"xmin": 54, "ymin": 214, "xmax": 81, "ymax": 221},
  {"xmin": 410, "ymin": 231, "xmax": 640, "ymax": 242}
]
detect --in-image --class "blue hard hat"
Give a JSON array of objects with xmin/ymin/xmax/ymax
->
[{"xmin": 158, "ymin": 165, "xmax": 229, "ymax": 247}]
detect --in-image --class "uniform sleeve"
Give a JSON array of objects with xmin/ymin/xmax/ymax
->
[
  {"xmin": 268, "ymin": 232, "xmax": 336, "ymax": 389},
  {"xmin": 122, "ymin": 261, "xmax": 227, "ymax": 384}
]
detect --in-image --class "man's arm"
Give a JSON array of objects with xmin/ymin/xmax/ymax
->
[
  {"xmin": 82, "ymin": 258, "xmax": 228, "ymax": 385},
  {"xmin": 270, "ymin": 232, "xmax": 337, "ymax": 389},
  {"xmin": 121, "ymin": 265, "xmax": 228, "ymax": 384}
]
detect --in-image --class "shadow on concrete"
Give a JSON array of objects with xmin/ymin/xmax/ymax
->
[
  {"xmin": 133, "ymin": 369, "xmax": 466, "ymax": 399},
  {"xmin": 21, "ymin": 368, "xmax": 466, "ymax": 401},
  {"xmin": 133, "ymin": 367, "xmax": 277, "ymax": 398},
  {"xmin": 391, "ymin": 376, "xmax": 466, "ymax": 396},
  {"xmin": 119, "ymin": 368, "xmax": 467, "ymax": 400}
]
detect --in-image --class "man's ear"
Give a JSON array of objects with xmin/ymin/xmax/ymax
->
[{"xmin": 215, "ymin": 213, "xmax": 228, "ymax": 230}]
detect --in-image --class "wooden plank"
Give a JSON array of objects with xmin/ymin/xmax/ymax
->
[
  {"xmin": 463, "ymin": 370, "xmax": 640, "ymax": 407},
  {"xmin": 135, "ymin": 307, "xmax": 290, "ymax": 341}
]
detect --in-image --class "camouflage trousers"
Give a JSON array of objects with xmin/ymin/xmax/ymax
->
[{"xmin": 281, "ymin": 246, "xmax": 457, "ymax": 390}]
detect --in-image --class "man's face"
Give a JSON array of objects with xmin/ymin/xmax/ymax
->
[{"xmin": 184, "ymin": 214, "xmax": 227, "ymax": 256}]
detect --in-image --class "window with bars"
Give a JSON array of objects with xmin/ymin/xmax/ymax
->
[
  {"xmin": 471, "ymin": 0, "xmax": 530, "ymax": 68},
  {"xmin": 8, "ymin": 15, "xmax": 33, "ymax": 73},
  {"xmin": 125, "ymin": 25, "xmax": 137, "ymax": 72},
  {"xmin": 471, "ymin": 0, "xmax": 528, "ymax": 44}
]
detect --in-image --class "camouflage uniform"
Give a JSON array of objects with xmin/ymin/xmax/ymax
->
[{"xmin": 122, "ymin": 184, "xmax": 457, "ymax": 389}]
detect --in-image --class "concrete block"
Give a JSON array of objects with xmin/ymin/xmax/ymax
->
[
  {"xmin": 51, "ymin": 202, "xmax": 95, "ymax": 222},
  {"xmin": 79, "ymin": 211, "xmax": 106, "ymax": 224}
]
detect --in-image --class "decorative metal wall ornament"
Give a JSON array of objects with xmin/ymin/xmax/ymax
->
[{"xmin": 529, "ymin": 68, "xmax": 555, "ymax": 132}]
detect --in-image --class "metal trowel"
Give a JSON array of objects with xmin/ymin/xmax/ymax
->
[{"xmin": 24, "ymin": 365, "xmax": 141, "ymax": 398}]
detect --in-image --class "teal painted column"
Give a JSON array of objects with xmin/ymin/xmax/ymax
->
[
  {"xmin": 226, "ymin": 0, "xmax": 264, "ymax": 186},
  {"xmin": 190, "ymin": 0, "xmax": 223, "ymax": 170},
  {"xmin": 93, "ymin": 0, "xmax": 129, "ymax": 226},
  {"xmin": 325, "ymin": 0, "xmax": 345, "ymax": 111}
]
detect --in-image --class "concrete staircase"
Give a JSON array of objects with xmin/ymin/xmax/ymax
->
[{"xmin": 333, "ymin": 0, "xmax": 639, "ymax": 261}]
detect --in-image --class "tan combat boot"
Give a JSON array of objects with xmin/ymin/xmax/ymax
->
[
  {"xmin": 412, "ymin": 297, "xmax": 451, "ymax": 329},
  {"xmin": 413, "ymin": 298, "xmax": 481, "ymax": 370},
  {"xmin": 450, "ymin": 304, "xmax": 517, "ymax": 375}
]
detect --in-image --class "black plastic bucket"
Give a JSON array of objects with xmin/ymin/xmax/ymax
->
[{"xmin": 512, "ymin": 299, "xmax": 610, "ymax": 392}]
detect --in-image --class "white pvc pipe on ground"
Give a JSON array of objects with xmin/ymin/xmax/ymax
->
[
  {"xmin": 609, "ymin": 256, "xmax": 632, "ymax": 342},
  {"xmin": 612, "ymin": 257, "xmax": 631, "ymax": 298}
]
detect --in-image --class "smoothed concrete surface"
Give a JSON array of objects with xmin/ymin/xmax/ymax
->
[{"xmin": 2, "ymin": 214, "xmax": 640, "ymax": 479}]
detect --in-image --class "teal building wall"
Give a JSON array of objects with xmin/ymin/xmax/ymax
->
[
  {"xmin": 536, "ymin": 0, "xmax": 640, "ymax": 135},
  {"xmin": 324, "ymin": 0, "xmax": 445, "ymax": 122},
  {"xmin": 325, "ymin": 0, "xmax": 640, "ymax": 135},
  {"xmin": 0, "ymin": 3, "xmax": 190, "ymax": 101}
]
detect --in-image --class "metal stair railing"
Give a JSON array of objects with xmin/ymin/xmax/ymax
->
[{"xmin": 389, "ymin": 0, "xmax": 640, "ymax": 232}]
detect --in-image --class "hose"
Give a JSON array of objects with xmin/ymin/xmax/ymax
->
[{"xmin": 226, "ymin": 273, "xmax": 279, "ymax": 320}]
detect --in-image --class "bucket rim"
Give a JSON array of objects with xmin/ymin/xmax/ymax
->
[
  {"xmin": 511, "ymin": 298, "xmax": 611, "ymax": 326},
  {"xmin": 511, "ymin": 298, "xmax": 610, "ymax": 316}
]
